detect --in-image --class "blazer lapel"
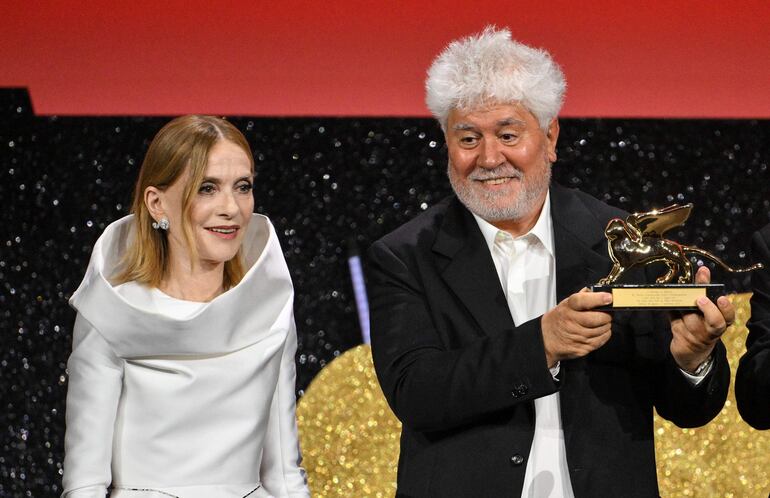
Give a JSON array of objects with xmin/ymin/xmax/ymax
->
[
  {"xmin": 433, "ymin": 197, "xmax": 516, "ymax": 339},
  {"xmin": 551, "ymin": 184, "xmax": 612, "ymax": 300}
]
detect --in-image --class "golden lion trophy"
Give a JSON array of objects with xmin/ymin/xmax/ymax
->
[{"xmin": 591, "ymin": 203, "xmax": 763, "ymax": 310}]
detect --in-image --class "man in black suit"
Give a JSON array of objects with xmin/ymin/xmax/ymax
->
[
  {"xmin": 368, "ymin": 27, "xmax": 733, "ymax": 497},
  {"xmin": 736, "ymin": 224, "xmax": 770, "ymax": 429}
]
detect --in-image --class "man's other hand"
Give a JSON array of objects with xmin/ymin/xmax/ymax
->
[{"xmin": 541, "ymin": 288, "xmax": 613, "ymax": 368}]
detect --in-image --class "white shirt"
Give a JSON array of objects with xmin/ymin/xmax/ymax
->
[
  {"xmin": 472, "ymin": 193, "xmax": 711, "ymax": 498},
  {"xmin": 473, "ymin": 193, "xmax": 574, "ymax": 498}
]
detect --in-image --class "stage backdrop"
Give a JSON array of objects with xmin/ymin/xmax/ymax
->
[
  {"xmin": 3, "ymin": 1, "xmax": 770, "ymax": 118},
  {"xmin": 3, "ymin": 4, "xmax": 770, "ymax": 494},
  {"xmin": 1, "ymin": 88, "xmax": 769, "ymax": 495}
]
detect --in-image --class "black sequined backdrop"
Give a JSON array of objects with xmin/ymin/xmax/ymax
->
[{"xmin": 1, "ymin": 87, "xmax": 769, "ymax": 495}]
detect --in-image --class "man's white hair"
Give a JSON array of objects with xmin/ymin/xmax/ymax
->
[{"xmin": 425, "ymin": 26, "xmax": 566, "ymax": 131}]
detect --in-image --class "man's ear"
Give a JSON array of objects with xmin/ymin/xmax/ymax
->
[
  {"xmin": 546, "ymin": 118, "xmax": 560, "ymax": 163},
  {"xmin": 144, "ymin": 186, "xmax": 165, "ymax": 222}
]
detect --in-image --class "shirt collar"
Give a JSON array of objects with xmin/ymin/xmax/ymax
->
[{"xmin": 472, "ymin": 191, "xmax": 555, "ymax": 257}]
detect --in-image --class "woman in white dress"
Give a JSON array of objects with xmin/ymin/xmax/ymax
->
[{"xmin": 62, "ymin": 115, "xmax": 310, "ymax": 498}]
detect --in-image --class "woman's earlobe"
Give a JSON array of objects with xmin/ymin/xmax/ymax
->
[{"xmin": 144, "ymin": 186, "xmax": 165, "ymax": 221}]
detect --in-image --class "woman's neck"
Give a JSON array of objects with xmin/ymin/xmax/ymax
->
[{"xmin": 160, "ymin": 258, "xmax": 225, "ymax": 302}]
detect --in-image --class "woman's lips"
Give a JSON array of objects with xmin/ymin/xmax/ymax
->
[{"xmin": 205, "ymin": 226, "xmax": 239, "ymax": 240}]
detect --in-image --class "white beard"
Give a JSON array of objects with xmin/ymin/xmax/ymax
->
[{"xmin": 448, "ymin": 160, "xmax": 551, "ymax": 222}]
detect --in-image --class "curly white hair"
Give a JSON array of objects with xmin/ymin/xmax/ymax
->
[{"xmin": 425, "ymin": 26, "xmax": 566, "ymax": 131}]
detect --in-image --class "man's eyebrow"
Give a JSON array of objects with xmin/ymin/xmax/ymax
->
[
  {"xmin": 497, "ymin": 118, "xmax": 526, "ymax": 127},
  {"xmin": 451, "ymin": 118, "xmax": 526, "ymax": 131}
]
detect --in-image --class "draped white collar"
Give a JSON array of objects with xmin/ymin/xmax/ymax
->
[{"xmin": 70, "ymin": 214, "xmax": 294, "ymax": 358}]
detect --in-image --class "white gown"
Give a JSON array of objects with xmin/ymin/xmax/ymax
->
[{"xmin": 62, "ymin": 214, "xmax": 310, "ymax": 498}]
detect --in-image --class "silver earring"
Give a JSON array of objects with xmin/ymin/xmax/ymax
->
[{"xmin": 152, "ymin": 218, "xmax": 169, "ymax": 230}]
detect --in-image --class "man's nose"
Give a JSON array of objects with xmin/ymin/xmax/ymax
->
[{"xmin": 478, "ymin": 139, "xmax": 505, "ymax": 168}]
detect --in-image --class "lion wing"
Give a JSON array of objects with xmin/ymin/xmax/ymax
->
[{"xmin": 626, "ymin": 203, "xmax": 693, "ymax": 238}]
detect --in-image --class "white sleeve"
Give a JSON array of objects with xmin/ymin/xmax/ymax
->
[
  {"xmin": 259, "ymin": 316, "xmax": 310, "ymax": 498},
  {"xmin": 61, "ymin": 313, "xmax": 123, "ymax": 498},
  {"xmin": 679, "ymin": 356, "xmax": 715, "ymax": 386}
]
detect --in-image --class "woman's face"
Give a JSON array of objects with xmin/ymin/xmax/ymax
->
[{"xmin": 161, "ymin": 139, "xmax": 254, "ymax": 271}]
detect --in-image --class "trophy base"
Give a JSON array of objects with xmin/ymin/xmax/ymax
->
[{"xmin": 589, "ymin": 283, "xmax": 725, "ymax": 311}]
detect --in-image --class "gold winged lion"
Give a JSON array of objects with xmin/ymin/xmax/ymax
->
[{"xmin": 597, "ymin": 203, "xmax": 763, "ymax": 285}]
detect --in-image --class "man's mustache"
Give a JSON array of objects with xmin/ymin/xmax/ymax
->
[{"xmin": 468, "ymin": 165, "xmax": 524, "ymax": 181}]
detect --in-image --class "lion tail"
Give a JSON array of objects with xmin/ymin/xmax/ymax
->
[{"xmin": 684, "ymin": 246, "xmax": 764, "ymax": 273}]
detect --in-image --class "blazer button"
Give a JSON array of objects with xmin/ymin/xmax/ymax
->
[
  {"xmin": 510, "ymin": 454, "xmax": 525, "ymax": 466},
  {"xmin": 516, "ymin": 385, "xmax": 529, "ymax": 396}
]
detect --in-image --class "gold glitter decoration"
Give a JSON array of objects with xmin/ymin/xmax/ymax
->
[
  {"xmin": 298, "ymin": 294, "xmax": 770, "ymax": 497},
  {"xmin": 655, "ymin": 292, "xmax": 770, "ymax": 497},
  {"xmin": 297, "ymin": 344, "xmax": 401, "ymax": 497}
]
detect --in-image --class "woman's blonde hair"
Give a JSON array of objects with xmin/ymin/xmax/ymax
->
[{"xmin": 114, "ymin": 115, "xmax": 254, "ymax": 289}]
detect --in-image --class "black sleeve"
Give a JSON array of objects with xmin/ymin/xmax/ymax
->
[
  {"xmin": 368, "ymin": 239, "xmax": 558, "ymax": 432},
  {"xmin": 653, "ymin": 339, "xmax": 730, "ymax": 428},
  {"xmin": 736, "ymin": 226, "xmax": 770, "ymax": 429},
  {"xmin": 640, "ymin": 259, "xmax": 730, "ymax": 428}
]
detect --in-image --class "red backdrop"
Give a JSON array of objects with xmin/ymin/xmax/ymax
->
[{"xmin": 3, "ymin": 1, "xmax": 770, "ymax": 117}]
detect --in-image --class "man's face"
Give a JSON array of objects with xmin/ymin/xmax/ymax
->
[{"xmin": 446, "ymin": 103, "xmax": 559, "ymax": 225}]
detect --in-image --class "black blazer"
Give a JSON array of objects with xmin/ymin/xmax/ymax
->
[
  {"xmin": 368, "ymin": 184, "xmax": 730, "ymax": 498},
  {"xmin": 736, "ymin": 224, "xmax": 770, "ymax": 429}
]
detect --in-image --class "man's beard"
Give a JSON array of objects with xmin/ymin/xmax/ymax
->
[{"xmin": 448, "ymin": 160, "xmax": 552, "ymax": 222}]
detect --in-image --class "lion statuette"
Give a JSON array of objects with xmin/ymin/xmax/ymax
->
[{"xmin": 597, "ymin": 203, "xmax": 763, "ymax": 286}]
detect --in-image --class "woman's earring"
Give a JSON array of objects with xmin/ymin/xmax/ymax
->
[{"xmin": 152, "ymin": 218, "xmax": 170, "ymax": 230}]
